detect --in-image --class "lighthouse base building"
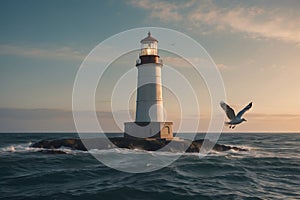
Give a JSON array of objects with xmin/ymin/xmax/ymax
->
[
  {"xmin": 124, "ymin": 32, "xmax": 173, "ymax": 140},
  {"xmin": 124, "ymin": 122, "xmax": 173, "ymax": 139}
]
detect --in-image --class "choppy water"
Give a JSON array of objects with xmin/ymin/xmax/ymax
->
[{"xmin": 0, "ymin": 133, "xmax": 299, "ymax": 200}]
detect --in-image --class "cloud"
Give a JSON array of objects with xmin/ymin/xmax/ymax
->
[
  {"xmin": 216, "ymin": 63, "xmax": 231, "ymax": 70},
  {"xmin": 259, "ymin": 64, "xmax": 286, "ymax": 72},
  {"xmin": 164, "ymin": 55, "xmax": 209, "ymax": 66},
  {"xmin": 128, "ymin": 0, "xmax": 300, "ymax": 44},
  {"xmin": 128, "ymin": 0, "xmax": 190, "ymax": 22},
  {"xmin": 0, "ymin": 45, "xmax": 85, "ymax": 61},
  {"xmin": 1, "ymin": 108, "xmax": 299, "ymax": 132},
  {"xmin": 0, "ymin": 108, "xmax": 134, "ymax": 132},
  {"xmin": 0, "ymin": 108, "xmax": 134, "ymax": 120},
  {"xmin": 0, "ymin": 108, "xmax": 75, "ymax": 132},
  {"xmin": 0, "ymin": 108, "xmax": 71, "ymax": 120},
  {"xmin": 0, "ymin": 44, "xmax": 122, "ymax": 63},
  {"xmin": 248, "ymin": 113, "xmax": 300, "ymax": 120},
  {"xmin": 163, "ymin": 56, "xmax": 230, "ymax": 71},
  {"xmin": 190, "ymin": 4, "xmax": 300, "ymax": 44},
  {"xmin": 164, "ymin": 56, "xmax": 189, "ymax": 67}
]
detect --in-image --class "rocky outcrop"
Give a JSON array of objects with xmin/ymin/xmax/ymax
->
[
  {"xmin": 32, "ymin": 139, "xmax": 87, "ymax": 151},
  {"xmin": 31, "ymin": 137, "xmax": 247, "ymax": 153}
]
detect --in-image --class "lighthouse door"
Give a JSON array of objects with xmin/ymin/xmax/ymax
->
[{"xmin": 161, "ymin": 126, "xmax": 171, "ymax": 138}]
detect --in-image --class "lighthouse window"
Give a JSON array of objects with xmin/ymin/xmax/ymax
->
[
  {"xmin": 141, "ymin": 48, "xmax": 157, "ymax": 56},
  {"xmin": 146, "ymin": 48, "xmax": 151, "ymax": 55},
  {"xmin": 141, "ymin": 43, "xmax": 158, "ymax": 56}
]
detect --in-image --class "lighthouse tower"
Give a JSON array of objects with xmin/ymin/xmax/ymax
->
[{"xmin": 124, "ymin": 32, "xmax": 173, "ymax": 139}]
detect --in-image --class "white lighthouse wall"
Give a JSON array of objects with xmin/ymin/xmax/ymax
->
[
  {"xmin": 136, "ymin": 63, "xmax": 164, "ymax": 122},
  {"xmin": 137, "ymin": 64, "xmax": 161, "ymax": 80},
  {"xmin": 136, "ymin": 100, "xmax": 164, "ymax": 122}
]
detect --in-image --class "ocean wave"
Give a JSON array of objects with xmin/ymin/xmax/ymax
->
[
  {"xmin": 1, "ymin": 133, "xmax": 300, "ymax": 200},
  {"xmin": 0, "ymin": 142, "xmax": 252, "ymax": 158},
  {"xmin": 0, "ymin": 143, "xmax": 88, "ymax": 155},
  {"xmin": 1, "ymin": 142, "xmax": 299, "ymax": 160},
  {"xmin": 1, "ymin": 142, "xmax": 35, "ymax": 153}
]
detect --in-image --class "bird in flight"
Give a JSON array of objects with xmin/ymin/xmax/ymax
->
[{"xmin": 220, "ymin": 101, "xmax": 252, "ymax": 129}]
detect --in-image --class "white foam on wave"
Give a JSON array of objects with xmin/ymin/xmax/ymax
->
[
  {"xmin": 248, "ymin": 150, "xmax": 300, "ymax": 159},
  {"xmin": 88, "ymin": 148, "xmax": 232, "ymax": 158},
  {"xmin": 215, "ymin": 144, "xmax": 300, "ymax": 159},
  {"xmin": 89, "ymin": 148, "xmax": 185, "ymax": 157},
  {"xmin": 0, "ymin": 142, "xmax": 88, "ymax": 155},
  {"xmin": 3, "ymin": 142, "xmax": 297, "ymax": 159},
  {"xmin": 1, "ymin": 142, "xmax": 36, "ymax": 153},
  {"xmin": 2, "ymin": 145, "xmax": 16, "ymax": 152},
  {"xmin": 97, "ymin": 148, "xmax": 238, "ymax": 158}
]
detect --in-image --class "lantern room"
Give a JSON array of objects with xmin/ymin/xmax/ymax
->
[{"xmin": 140, "ymin": 31, "xmax": 158, "ymax": 56}]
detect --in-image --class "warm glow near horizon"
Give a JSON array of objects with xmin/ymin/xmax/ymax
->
[{"xmin": 0, "ymin": 0, "xmax": 299, "ymax": 132}]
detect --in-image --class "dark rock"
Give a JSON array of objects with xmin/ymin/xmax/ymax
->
[
  {"xmin": 31, "ymin": 137, "xmax": 247, "ymax": 153},
  {"xmin": 31, "ymin": 139, "xmax": 87, "ymax": 151}
]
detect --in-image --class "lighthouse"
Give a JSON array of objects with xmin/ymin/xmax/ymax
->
[{"xmin": 124, "ymin": 32, "xmax": 173, "ymax": 139}]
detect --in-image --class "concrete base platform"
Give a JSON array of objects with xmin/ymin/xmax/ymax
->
[{"xmin": 124, "ymin": 121, "xmax": 173, "ymax": 139}]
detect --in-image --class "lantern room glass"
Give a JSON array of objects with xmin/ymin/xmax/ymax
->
[{"xmin": 140, "ymin": 41, "xmax": 158, "ymax": 56}]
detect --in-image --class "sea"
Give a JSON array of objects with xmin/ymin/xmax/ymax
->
[{"xmin": 0, "ymin": 133, "xmax": 299, "ymax": 200}]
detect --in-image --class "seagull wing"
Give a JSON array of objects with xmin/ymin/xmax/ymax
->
[
  {"xmin": 236, "ymin": 102, "xmax": 252, "ymax": 118},
  {"xmin": 220, "ymin": 101, "xmax": 236, "ymax": 120}
]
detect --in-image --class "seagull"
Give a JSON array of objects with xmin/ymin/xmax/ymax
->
[{"xmin": 220, "ymin": 101, "xmax": 252, "ymax": 129}]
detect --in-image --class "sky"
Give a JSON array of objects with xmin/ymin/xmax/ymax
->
[{"xmin": 0, "ymin": 0, "xmax": 299, "ymax": 132}]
